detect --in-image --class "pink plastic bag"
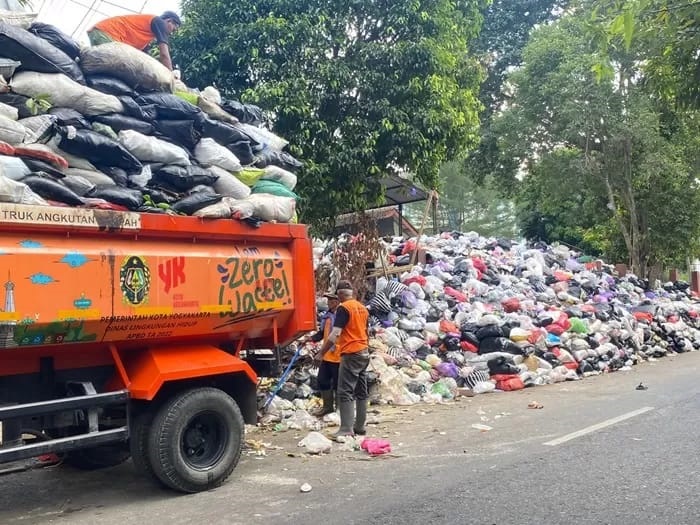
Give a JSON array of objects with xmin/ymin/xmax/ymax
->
[{"xmin": 361, "ymin": 438, "xmax": 392, "ymax": 456}]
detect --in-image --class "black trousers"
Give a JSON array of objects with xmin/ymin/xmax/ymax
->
[
  {"xmin": 337, "ymin": 350, "xmax": 370, "ymax": 402},
  {"xmin": 317, "ymin": 360, "xmax": 339, "ymax": 391}
]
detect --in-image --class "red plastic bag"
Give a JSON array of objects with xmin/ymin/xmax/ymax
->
[
  {"xmin": 502, "ymin": 297, "xmax": 521, "ymax": 313},
  {"xmin": 471, "ymin": 257, "xmax": 487, "ymax": 274},
  {"xmin": 361, "ymin": 438, "xmax": 392, "ymax": 456},
  {"xmin": 491, "ymin": 374, "xmax": 525, "ymax": 391},
  {"xmin": 0, "ymin": 141, "xmax": 15, "ymax": 155},
  {"xmin": 13, "ymin": 146, "xmax": 69, "ymax": 170},
  {"xmin": 444, "ymin": 286, "xmax": 467, "ymax": 303}
]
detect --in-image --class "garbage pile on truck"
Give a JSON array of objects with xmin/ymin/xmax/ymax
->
[
  {"xmin": 0, "ymin": 18, "xmax": 300, "ymax": 223},
  {"xmin": 263, "ymin": 231, "xmax": 700, "ymax": 429}
]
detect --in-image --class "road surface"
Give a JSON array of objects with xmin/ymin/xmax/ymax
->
[{"xmin": 1, "ymin": 351, "xmax": 698, "ymax": 525}]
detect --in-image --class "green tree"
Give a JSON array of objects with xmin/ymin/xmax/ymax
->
[
  {"xmin": 494, "ymin": 5, "xmax": 700, "ymax": 277},
  {"xmin": 175, "ymin": 0, "xmax": 486, "ymax": 232}
]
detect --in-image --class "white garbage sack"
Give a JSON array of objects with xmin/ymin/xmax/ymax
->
[
  {"xmin": 0, "ymin": 155, "xmax": 30, "ymax": 180},
  {"xmin": 209, "ymin": 165, "xmax": 251, "ymax": 199},
  {"xmin": 194, "ymin": 138, "xmax": 242, "ymax": 172},
  {"xmin": 0, "ymin": 9, "xmax": 37, "ymax": 29},
  {"xmin": 230, "ymin": 194, "xmax": 296, "ymax": 223},
  {"xmin": 0, "ymin": 114, "xmax": 33, "ymax": 144},
  {"xmin": 193, "ymin": 197, "xmax": 235, "ymax": 219},
  {"xmin": 239, "ymin": 123, "xmax": 288, "ymax": 151},
  {"xmin": 65, "ymin": 167, "xmax": 116, "ymax": 187},
  {"xmin": 0, "ymin": 175, "xmax": 48, "ymax": 205},
  {"xmin": 260, "ymin": 165, "xmax": 297, "ymax": 190},
  {"xmin": 10, "ymin": 71, "xmax": 123, "ymax": 116},
  {"xmin": 0, "ymin": 101, "xmax": 18, "ymax": 121},
  {"xmin": 79, "ymin": 42, "xmax": 174, "ymax": 93},
  {"xmin": 118, "ymin": 130, "xmax": 190, "ymax": 166}
]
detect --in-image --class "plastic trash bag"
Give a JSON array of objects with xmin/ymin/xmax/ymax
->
[
  {"xmin": 58, "ymin": 126, "xmax": 142, "ymax": 175},
  {"xmin": 220, "ymin": 98, "xmax": 263, "ymax": 125},
  {"xmin": 255, "ymin": 147, "xmax": 303, "ymax": 172},
  {"xmin": 193, "ymin": 197, "xmax": 235, "ymax": 218},
  {"xmin": 11, "ymin": 71, "xmax": 123, "ymax": 116},
  {"xmin": 87, "ymin": 186, "xmax": 143, "ymax": 210},
  {"xmin": 18, "ymin": 114, "xmax": 55, "ymax": 142},
  {"xmin": 170, "ymin": 191, "xmax": 222, "ymax": 215},
  {"xmin": 240, "ymin": 123, "xmax": 289, "ymax": 151},
  {"xmin": 209, "ymin": 165, "xmax": 250, "ymax": 199},
  {"xmin": 117, "ymin": 96, "xmax": 157, "ymax": 121},
  {"xmin": 137, "ymin": 93, "xmax": 202, "ymax": 120},
  {"xmin": 27, "ymin": 22, "xmax": 81, "ymax": 60},
  {"xmin": 197, "ymin": 95, "xmax": 238, "ymax": 125},
  {"xmin": 251, "ymin": 179, "xmax": 298, "ymax": 199},
  {"xmin": 22, "ymin": 175, "xmax": 83, "ymax": 205},
  {"xmin": 91, "ymin": 121, "xmax": 118, "ymax": 141},
  {"xmin": 0, "ymin": 101, "xmax": 18, "ymax": 121},
  {"xmin": 194, "ymin": 138, "xmax": 241, "ymax": 172},
  {"xmin": 0, "ymin": 154, "xmax": 30, "ymax": 180},
  {"xmin": 1, "ymin": 116, "xmax": 35, "ymax": 146},
  {"xmin": 260, "ymin": 165, "xmax": 297, "ymax": 190},
  {"xmin": 48, "ymin": 107, "xmax": 90, "ymax": 129},
  {"xmin": 93, "ymin": 114, "xmax": 153, "ymax": 135},
  {"xmin": 230, "ymin": 194, "xmax": 296, "ymax": 223},
  {"xmin": 61, "ymin": 173, "xmax": 95, "ymax": 196},
  {"xmin": 236, "ymin": 167, "xmax": 265, "ymax": 187},
  {"xmin": 361, "ymin": 438, "xmax": 392, "ymax": 456},
  {"xmin": 79, "ymin": 42, "xmax": 173, "ymax": 93},
  {"xmin": 298, "ymin": 431, "xmax": 332, "ymax": 454},
  {"xmin": 0, "ymin": 21, "xmax": 84, "ymax": 83},
  {"xmin": 0, "ymin": 93, "xmax": 33, "ymax": 119},
  {"xmin": 0, "ymin": 175, "xmax": 48, "ymax": 205},
  {"xmin": 200, "ymin": 118, "xmax": 255, "ymax": 147},
  {"xmin": 285, "ymin": 410, "xmax": 319, "ymax": 431},
  {"xmin": 85, "ymin": 75, "xmax": 138, "ymax": 98},
  {"xmin": 118, "ymin": 129, "xmax": 190, "ymax": 166},
  {"xmin": 154, "ymin": 119, "xmax": 201, "ymax": 151},
  {"xmin": 151, "ymin": 165, "xmax": 218, "ymax": 192},
  {"xmin": 227, "ymin": 140, "xmax": 256, "ymax": 165}
]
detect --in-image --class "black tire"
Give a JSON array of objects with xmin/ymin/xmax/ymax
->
[
  {"xmin": 147, "ymin": 387, "xmax": 244, "ymax": 493},
  {"xmin": 129, "ymin": 410, "xmax": 160, "ymax": 483},
  {"xmin": 64, "ymin": 445, "xmax": 130, "ymax": 470}
]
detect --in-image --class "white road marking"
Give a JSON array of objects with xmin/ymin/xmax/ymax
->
[{"xmin": 543, "ymin": 406, "xmax": 655, "ymax": 446}]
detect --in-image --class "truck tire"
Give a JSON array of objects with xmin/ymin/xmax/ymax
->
[
  {"xmin": 147, "ymin": 387, "xmax": 244, "ymax": 493},
  {"xmin": 129, "ymin": 411, "xmax": 159, "ymax": 482},
  {"xmin": 64, "ymin": 445, "xmax": 130, "ymax": 470}
]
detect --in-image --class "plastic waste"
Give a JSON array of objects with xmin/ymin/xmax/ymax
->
[{"xmin": 298, "ymin": 431, "xmax": 332, "ymax": 454}]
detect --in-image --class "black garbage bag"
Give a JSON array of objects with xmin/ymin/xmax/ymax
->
[
  {"xmin": 142, "ymin": 187, "xmax": 176, "ymax": 204},
  {"xmin": 226, "ymin": 140, "xmax": 255, "ymax": 165},
  {"xmin": 88, "ymin": 186, "xmax": 143, "ymax": 210},
  {"xmin": 220, "ymin": 98, "xmax": 263, "ymax": 125},
  {"xmin": 151, "ymin": 165, "xmax": 218, "ymax": 192},
  {"xmin": 58, "ymin": 127, "xmax": 142, "ymax": 175},
  {"xmin": 27, "ymin": 22, "xmax": 81, "ymax": 60},
  {"xmin": 476, "ymin": 324, "xmax": 504, "ymax": 341},
  {"xmin": 171, "ymin": 192, "xmax": 222, "ymax": 215},
  {"xmin": 21, "ymin": 158, "xmax": 65, "ymax": 179},
  {"xmin": 93, "ymin": 114, "xmax": 154, "ymax": 135},
  {"xmin": 478, "ymin": 336, "xmax": 512, "ymax": 355},
  {"xmin": 22, "ymin": 175, "xmax": 84, "ymax": 205},
  {"xmin": 86, "ymin": 75, "xmax": 138, "ymax": 98},
  {"xmin": 201, "ymin": 118, "xmax": 256, "ymax": 147},
  {"xmin": 154, "ymin": 119, "xmax": 201, "ymax": 151},
  {"xmin": 0, "ymin": 22, "xmax": 84, "ymax": 83},
  {"xmin": 118, "ymin": 96, "xmax": 157, "ymax": 121},
  {"xmin": 101, "ymin": 166, "xmax": 129, "ymax": 186},
  {"xmin": 49, "ymin": 107, "xmax": 90, "ymax": 129},
  {"xmin": 0, "ymin": 93, "xmax": 34, "ymax": 118},
  {"xmin": 255, "ymin": 148, "xmax": 303, "ymax": 172},
  {"xmin": 487, "ymin": 355, "xmax": 520, "ymax": 375},
  {"xmin": 137, "ymin": 93, "xmax": 202, "ymax": 120}
]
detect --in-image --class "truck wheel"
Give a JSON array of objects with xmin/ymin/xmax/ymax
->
[
  {"xmin": 129, "ymin": 411, "xmax": 159, "ymax": 482},
  {"xmin": 64, "ymin": 445, "xmax": 130, "ymax": 470},
  {"xmin": 147, "ymin": 387, "xmax": 244, "ymax": 493}
]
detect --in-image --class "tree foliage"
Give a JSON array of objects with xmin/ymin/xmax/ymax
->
[
  {"xmin": 174, "ymin": 0, "xmax": 486, "ymax": 231},
  {"xmin": 493, "ymin": 4, "xmax": 700, "ymax": 277}
]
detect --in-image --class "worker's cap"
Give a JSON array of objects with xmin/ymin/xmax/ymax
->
[
  {"xmin": 323, "ymin": 292, "xmax": 339, "ymax": 300},
  {"xmin": 161, "ymin": 11, "xmax": 182, "ymax": 26},
  {"xmin": 335, "ymin": 280, "xmax": 353, "ymax": 293}
]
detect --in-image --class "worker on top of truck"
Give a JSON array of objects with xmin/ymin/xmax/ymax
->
[{"xmin": 87, "ymin": 11, "xmax": 181, "ymax": 70}]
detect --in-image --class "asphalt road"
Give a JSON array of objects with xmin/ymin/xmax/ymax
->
[{"xmin": 1, "ymin": 351, "xmax": 699, "ymax": 525}]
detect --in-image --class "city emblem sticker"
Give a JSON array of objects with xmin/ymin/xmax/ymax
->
[{"xmin": 120, "ymin": 256, "xmax": 151, "ymax": 306}]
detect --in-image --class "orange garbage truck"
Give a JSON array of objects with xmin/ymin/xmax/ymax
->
[{"xmin": 0, "ymin": 203, "xmax": 316, "ymax": 492}]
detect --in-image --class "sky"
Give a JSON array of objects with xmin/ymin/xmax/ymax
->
[{"xmin": 17, "ymin": 0, "xmax": 181, "ymax": 45}]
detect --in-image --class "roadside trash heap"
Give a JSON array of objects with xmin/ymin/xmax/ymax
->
[
  {"xmin": 0, "ymin": 19, "xmax": 300, "ymax": 223},
  {"xmin": 263, "ymin": 231, "xmax": 700, "ymax": 429}
]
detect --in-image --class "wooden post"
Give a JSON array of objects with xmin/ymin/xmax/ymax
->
[{"xmin": 410, "ymin": 190, "xmax": 437, "ymax": 266}]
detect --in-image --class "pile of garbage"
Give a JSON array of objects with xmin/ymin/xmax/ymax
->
[
  {"xmin": 263, "ymin": 232, "xmax": 700, "ymax": 427},
  {"xmin": 0, "ymin": 19, "xmax": 300, "ymax": 223}
]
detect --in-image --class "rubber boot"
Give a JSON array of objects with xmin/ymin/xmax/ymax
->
[
  {"xmin": 313, "ymin": 390, "xmax": 335, "ymax": 417},
  {"xmin": 353, "ymin": 398, "xmax": 368, "ymax": 435},
  {"xmin": 333, "ymin": 401, "xmax": 355, "ymax": 440}
]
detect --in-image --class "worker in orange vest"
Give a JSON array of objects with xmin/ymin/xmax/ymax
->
[
  {"xmin": 311, "ymin": 292, "xmax": 341, "ymax": 417},
  {"xmin": 87, "ymin": 11, "xmax": 181, "ymax": 71}
]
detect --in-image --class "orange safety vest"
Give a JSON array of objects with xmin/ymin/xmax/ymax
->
[
  {"xmin": 336, "ymin": 299, "xmax": 369, "ymax": 355},
  {"xmin": 93, "ymin": 14, "xmax": 156, "ymax": 50},
  {"xmin": 322, "ymin": 316, "xmax": 340, "ymax": 364}
]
